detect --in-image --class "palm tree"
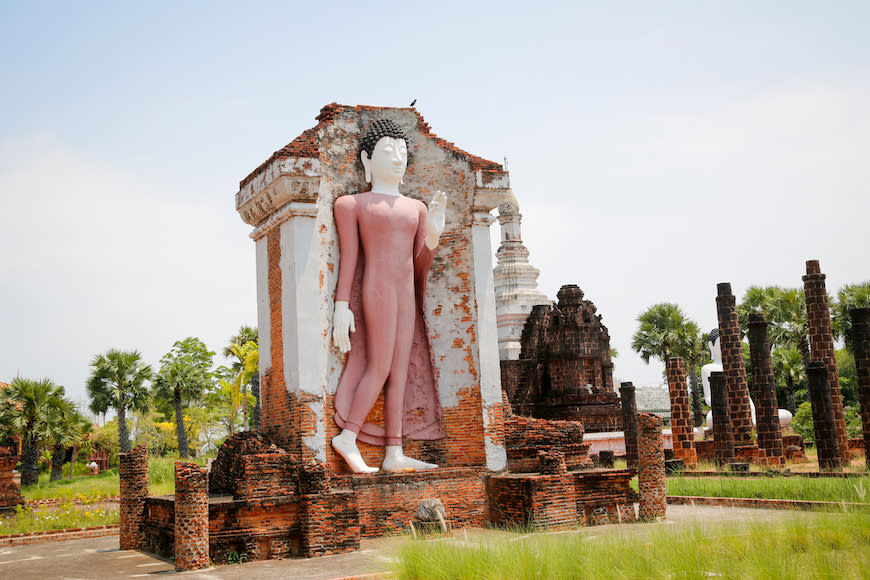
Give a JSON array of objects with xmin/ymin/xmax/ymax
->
[
  {"xmin": 832, "ymin": 281, "xmax": 870, "ymax": 354},
  {"xmin": 86, "ymin": 349, "xmax": 152, "ymax": 453},
  {"xmin": 632, "ymin": 303, "xmax": 707, "ymax": 424},
  {"xmin": 0, "ymin": 377, "xmax": 72, "ymax": 486},
  {"xmin": 48, "ymin": 405, "xmax": 90, "ymax": 482},
  {"xmin": 772, "ymin": 347, "xmax": 804, "ymax": 414},
  {"xmin": 152, "ymin": 338, "xmax": 214, "ymax": 458},
  {"xmin": 738, "ymin": 286, "xmax": 809, "ymax": 365},
  {"xmin": 225, "ymin": 326, "xmax": 259, "ymax": 430}
]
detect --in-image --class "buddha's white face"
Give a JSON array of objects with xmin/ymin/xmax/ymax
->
[{"xmin": 362, "ymin": 137, "xmax": 407, "ymax": 184}]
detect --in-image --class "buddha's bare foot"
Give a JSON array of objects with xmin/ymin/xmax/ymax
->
[
  {"xmin": 382, "ymin": 452, "xmax": 438, "ymax": 473},
  {"xmin": 332, "ymin": 434, "xmax": 378, "ymax": 474}
]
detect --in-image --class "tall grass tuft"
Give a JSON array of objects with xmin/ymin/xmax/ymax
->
[
  {"xmin": 398, "ymin": 512, "xmax": 870, "ymax": 579},
  {"xmin": 667, "ymin": 475, "xmax": 870, "ymax": 504}
]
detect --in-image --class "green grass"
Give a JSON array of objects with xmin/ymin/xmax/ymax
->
[
  {"xmin": 398, "ymin": 512, "xmax": 870, "ymax": 579},
  {"xmin": 0, "ymin": 501, "xmax": 119, "ymax": 535},
  {"xmin": 147, "ymin": 455, "xmax": 209, "ymax": 496},
  {"xmin": 21, "ymin": 470, "xmax": 120, "ymax": 501},
  {"xmin": 667, "ymin": 475, "xmax": 870, "ymax": 504}
]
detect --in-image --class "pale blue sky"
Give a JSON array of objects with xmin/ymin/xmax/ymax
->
[{"xmin": 2, "ymin": 1, "xmax": 869, "ymax": 408}]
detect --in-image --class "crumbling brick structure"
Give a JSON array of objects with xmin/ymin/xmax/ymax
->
[
  {"xmin": 715, "ymin": 283, "xmax": 754, "ymax": 445},
  {"xmin": 851, "ymin": 307, "xmax": 870, "ymax": 469},
  {"xmin": 0, "ymin": 444, "xmax": 23, "ymax": 511},
  {"xmin": 709, "ymin": 371, "xmax": 735, "ymax": 465},
  {"xmin": 501, "ymin": 284, "xmax": 622, "ymax": 432},
  {"xmin": 637, "ymin": 413, "xmax": 666, "ymax": 521},
  {"xmin": 665, "ymin": 358, "xmax": 697, "ymax": 467},
  {"xmin": 174, "ymin": 462, "xmax": 210, "ymax": 571},
  {"xmin": 806, "ymin": 361, "xmax": 844, "ymax": 470},
  {"xmin": 619, "ymin": 382, "xmax": 639, "ymax": 469},
  {"xmin": 119, "ymin": 445, "xmax": 148, "ymax": 550},
  {"xmin": 803, "ymin": 260, "xmax": 849, "ymax": 459},
  {"xmin": 747, "ymin": 313, "xmax": 785, "ymax": 465}
]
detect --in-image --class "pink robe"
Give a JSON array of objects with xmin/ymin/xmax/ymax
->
[{"xmin": 332, "ymin": 198, "xmax": 445, "ymax": 446}]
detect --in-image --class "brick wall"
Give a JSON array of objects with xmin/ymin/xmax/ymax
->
[
  {"xmin": 715, "ymin": 283, "xmax": 753, "ymax": 444},
  {"xmin": 746, "ymin": 313, "xmax": 785, "ymax": 465},
  {"xmin": 803, "ymin": 260, "xmax": 849, "ymax": 458},
  {"xmin": 851, "ymin": 307, "xmax": 870, "ymax": 469},
  {"xmin": 174, "ymin": 462, "xmax": 210, "ymax": 571},
  {"xmin": 119, "ymin": 445, "xmax": 148, "ymax": 550},
  {"xmin": 665, "ymin": 358, "xmax": 697, "ymax": 466},
  {"xmin": 0, "ymin": 448, "xmax": 23, "ymax": 510}
]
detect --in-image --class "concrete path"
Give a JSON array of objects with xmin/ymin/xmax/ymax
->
[{"xmin": 0, "ymin": 505, "xmax": 825, "ymax": 580}]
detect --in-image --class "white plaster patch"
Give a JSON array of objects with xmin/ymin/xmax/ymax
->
[
  {"xmin": 255, "ymin": 237, "xmax": 271, "ymax": 372},
  {"xmin": 484, "ymin": 438, "xmax": 507, "ymax": 472},
  {"xmin": 302, "ymin": 400, "xmax": 327, "ymax": 463}
]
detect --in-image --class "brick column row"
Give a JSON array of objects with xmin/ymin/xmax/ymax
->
[
  {"xmin": 119, "ymin": 445, "xmax": 148, "ymax": 550},
  {"xmin": 665, "ymin": 358, "xmax": 697, "ymax": 467},
  {"xmin": 803, "ymin": 260, "xmax": 849, "ymax": 458},
  {"xmin": 747, "ymin": 313, "xmax": 785, "ymax": 465},
  {"xmin": 806, "ymin": 362, "xmax": 843, "ymax": 471},
  {"xmin": 715, "ymin": 283, "xmax": 753, "ymax": 445},
  {"xmin": 619, "ymin": 382, "xmax": 639, "ymax": 469},
  {"xmin": 851, "ymin": 308, "xmax": 870, "ymax": 469},
  {"xmin": 174, "ymin": 461, "xmax": 210, "ymax": 571},
  {"xmin": 637, "ymin": 413, "xmax": 666, "ymax": 521},
  {"xmin": 709, "ymin": 371, "xmax": 735, "ymax": 466}
]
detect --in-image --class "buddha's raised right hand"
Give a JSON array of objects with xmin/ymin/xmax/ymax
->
[{"xmin": 332, "ymin": 301, "xmax": 355, "ymax": 353}]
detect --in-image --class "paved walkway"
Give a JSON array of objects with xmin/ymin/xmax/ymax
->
[{"xmin": 0, "ymin": 505, "xmax": 825, "ymax": 580}]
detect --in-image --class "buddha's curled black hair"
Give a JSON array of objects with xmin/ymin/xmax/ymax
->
[
  {"xmin": 359, "ymin": 118, "xmax": 410, "ymax": 159},
  {"xmin": 708, "ymin": 328, "xmax": 720, "ymax": 344}
]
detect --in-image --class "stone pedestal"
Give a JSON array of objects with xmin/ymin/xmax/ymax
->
[
  {"xmin": 747, "ymin": 314, "xmax": 785, "ymax": 465},
  {"xmin": 715, "ymin": 283, "xmax": 753, "ymax": 445},
  {"xmin": 803, "ymin": 260, "xmax": 849, "ymax": 459},
  {"xmin": 637, "ymin": 413, "xmax": 666, "ymax": 521},
  {"xmin": 851, "ymin": 308, "xmax": 870, "ymax": 469},
  {"xmin": 806, "ymin": 362, "xmax": 843, "ymax": 471},
  {"xmin": 119, "ymin": 445, "xmax": 148, "ymax": 550},
  {"xmin": 619, "ymin": 382, "xmax": 639, "ymax": 469},
  {"xmin": 665, "ymin": 358, "xmax": 697, "ymax": 467},
  {"xmin": 174, "ymin": 462, "xmax": 210, "ymax": 571},
  {"xmin": 709, "ymin": 371, "xmax": 735, "ymax": 465},
  {"xmin": 236, "ymin": 104, "xmax": 511, "ymax": 472}
]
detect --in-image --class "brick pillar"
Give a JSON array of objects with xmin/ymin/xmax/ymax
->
[
  {"xmin": 803, "ymin": 260, "xmax": 849, "ymax": 459},
  {"xmin": 637, "ymin": 413, "xmax": 666, "ymax": 521},
  {"xmin": 715, "ymin": 283, "xmax": 753, "ymax": 445},
  {"xmin": 709, "ymin": 371, "xmax": 735, "ymax": 465},
  {"xmin": 0, "ymin": 448, "xmax": 24, "ymax": 510},
  {"xmin": 806, "ymin": 362, "xmax": 843, "ymax": 471},
  {"xmin": 665, "ymin": 358, "xmax": 697, "ymax": 467},
  {"xmin": 851, "ymin": 308, "xmax": 870, "ymax": 469},
  {"xmin": 619, "ymin": 382, "xmax": 639, "ymax": 469},
  {"xmin": 299, "ymin": 461, "xmax": 360, "ymax": 557},
  {"xmin": 119, "ymin": 445, "xmax": 148, "ymax": 550},
  {"xmin": 747, "ymin": 313, "xmax": 785, "ymax": 465},
  {"xmin": 174, "ymin": 462, "xmax": 210, "ymax": 571}
]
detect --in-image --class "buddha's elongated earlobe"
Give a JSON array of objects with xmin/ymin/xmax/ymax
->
[{"xmin": 361, "ymin": 151, "xmax": 372, "ymax": 183}]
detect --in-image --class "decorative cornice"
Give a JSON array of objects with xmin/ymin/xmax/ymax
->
[
  {"xmin": 250, "ymin": 201, "xmax": 319, "ymax": 241},
  {"xmin": 236, "ymin": 157, "xmax": 321, "ymax": 226}
]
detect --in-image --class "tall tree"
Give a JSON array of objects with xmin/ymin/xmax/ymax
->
[
  {"xmin": 738, "ymin": 286, "xmax": 809, "ymax": 365},
  {"xmin": 632, "ymin": 303, "xmax": 707, "ymax": 425},
  {"xmin": 152, "ymin": 337, "xmax": 215, "ymax": 458},
  {"xmin": 86, "ymin": 349, "xmax": 152, "ymax": 453},
  {"xmin": 224, "ymin": 326, "xmax": 259, "ymax": 430},
  {"xmin": 0, "ymin": 378, "xmax": 73, "ymax": 486},
  {"xmin": 48, "ymin": 406, "xmax": 90, "ymax": 482},
  {"xmin": 771, "ymin": 347, "xmax": 804, "ymax": 414},
  {"xmin": 831, "ymin": 281, "xmax": 870, "ymax": 354}
]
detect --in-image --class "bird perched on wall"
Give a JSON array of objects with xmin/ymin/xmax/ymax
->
[{"xmin": 409, "ymin": 99, "xmax": 416, "ymax": 107}]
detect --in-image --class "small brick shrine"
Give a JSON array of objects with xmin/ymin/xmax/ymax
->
[{"xmin": 501, "ymin": 284, "xmax": 622, "ymax": 432}]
